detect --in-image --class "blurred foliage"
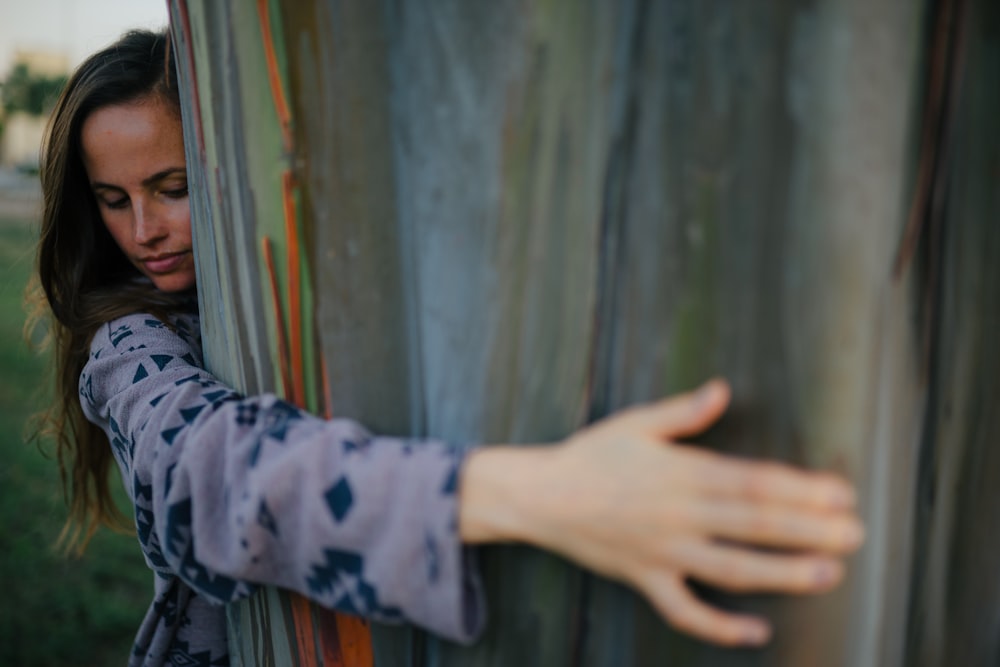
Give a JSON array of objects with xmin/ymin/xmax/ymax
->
[
  {"xmin": 2, "ymin": 63, "xmax": 67, "ymax": 117},
  {"xmin": 0, "ymin": 219, "xmax": 150, "ymax": 667}
]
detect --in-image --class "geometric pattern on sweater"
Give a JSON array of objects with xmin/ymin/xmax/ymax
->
[{"xmin": 79, "ymin": 312, "xmax": 484, "ymax": 667}]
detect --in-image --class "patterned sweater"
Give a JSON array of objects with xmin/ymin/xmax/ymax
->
[{"xmin": 80, "ymin": 312, "xmax": 485, "ymax": 666}]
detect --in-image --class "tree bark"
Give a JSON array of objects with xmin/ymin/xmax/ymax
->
[{"xmin": 168, "ymin": 0, "xmax": 999, "ymax": 664}]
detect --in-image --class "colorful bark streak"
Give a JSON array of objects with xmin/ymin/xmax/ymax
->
[
  {"xmin": 172, "ymin": 0, "xmax": 372, "ymax": 659},
  {"xmin": 333, "ymin": 615, "xmax": 375, "ymax": 666},
  {"xmin": 262, "ymin": 236, "xmax": 293, "ymax": 401},
  {"xmin": 290, "ymin": 593, "xmax": 321, "ymax": 665},
  {"xmin": 282, "ymin": 171, "xmax": 306, "ymax": 408},
  {"xmin": 257, "ymin": 0, "xmax": 293, "ymax": 152},
  {"xmin": 258, "ymin": 0, "xmax": 305, "ymax": 409},
  {"xmin": 257, "ymin": 2, "xmax": 374, "ymax": 662},
  {"xmin": 893, "ymin": 0, "xmax": 969, "ymax": 279}
]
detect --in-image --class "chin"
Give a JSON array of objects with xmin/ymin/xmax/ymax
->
[{"xmin": 151, "ymin": 273, "xmax": 198, "ymax": 293}]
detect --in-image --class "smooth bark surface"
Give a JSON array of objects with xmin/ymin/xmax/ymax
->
[{"xmin": 169, "ymin": 0, "xmax": 999, "ymax": 664}]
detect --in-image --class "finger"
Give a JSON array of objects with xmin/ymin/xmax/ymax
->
[
  {"xmin": 645, "ymin": 573, "xmax": 772, "ymax": 647},
  {"xmin": 680, "ymin": 447, "xmax": 858, "ymax": 511},
  {"xmin": 690, "ymin": 499, "xmax": 865, "ymax": 554},
  {"xmin": 675, "ymin": 540, "xmax": 845, "ymax": 595},
  {"xmin": 617, "ymin": 378, "xmax": 731, "ymax": 439}
]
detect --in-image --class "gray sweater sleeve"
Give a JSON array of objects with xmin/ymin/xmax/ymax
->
[{"xmin": 80, "ymin": 312, "xmax": 485, "ymax": 643}]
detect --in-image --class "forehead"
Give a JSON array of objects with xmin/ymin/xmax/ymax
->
[{"xmin": 80, "ymin": 98, "xmax": 186, "ymax": 184}]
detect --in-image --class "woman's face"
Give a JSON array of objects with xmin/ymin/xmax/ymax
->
[{"xmin": 80, "ymin": 96, "xmax": 195, "ymax": 293}]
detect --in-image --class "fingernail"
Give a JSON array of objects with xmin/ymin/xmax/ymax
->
[
  {"xmin": 814, "ymin": 562, "xmax": 839, "ymax": 586},
  {"xmin": 843, "ymin": 521, "xmax": 865, "ymax": 549},
  {"xmin": 743, "ymin": 622, "xmax": 771, "ymax": 646},
  {"xmin": 831, "ymin": 484, "xmax": 856, "ymax": 509},
  {"xmin": 694, "ymin": 381, "xmax": 718, "ymax": 406}
]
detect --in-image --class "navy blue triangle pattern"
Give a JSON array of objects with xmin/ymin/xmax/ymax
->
[
  {"xmin": 132, "ymin": 363, "xmax": 149, "ymax": 384},
  {"xmin": 161, "ymin": 426, "xmax": 183, "ymax": 445},
  {"xmin": 151, "ymin": 354, "xmax": 175, "ymax": 371},
  {"xmin": 109, "ymin": 415, "xmax": 123, "ymax": 440},
  {"xmin": 202, "ymin": 389, "xmax": 229, "ymax": 404},
  {"xmin": 180, "ymin": 405, "xmax": 205, "ymax": 424}
]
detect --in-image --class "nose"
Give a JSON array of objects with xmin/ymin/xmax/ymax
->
[{"xmin": 132, "ymin": 201, "xmax": 167, "ymax": 246}]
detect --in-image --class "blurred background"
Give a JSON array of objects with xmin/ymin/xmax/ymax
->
[{"xmin": 0, "ymin": 2, "xmax": 168, "ymax": 665}]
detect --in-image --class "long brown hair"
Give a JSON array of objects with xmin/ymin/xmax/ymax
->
[{"xmin": 27, "ymin": 29, "xmax": 194, "ymax": 552}]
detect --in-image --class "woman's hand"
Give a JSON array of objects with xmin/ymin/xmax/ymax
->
[{"xmin": 459, "ymin": 379, "xmax": 864, "ymax": 648}]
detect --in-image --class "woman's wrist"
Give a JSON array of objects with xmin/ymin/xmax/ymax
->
[{"xmin": 456, "ymin": 444, "xmax": 565, "ymax": 548}]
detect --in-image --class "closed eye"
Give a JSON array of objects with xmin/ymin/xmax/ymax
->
[
  {"xmin": 163, "ymin": 186, "xmax": 189, "ymax": 199},
  {"xmin": 102, "ymin": 197, "xmax": 130, "ymax": 210}
]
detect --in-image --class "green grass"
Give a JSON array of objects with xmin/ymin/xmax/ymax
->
[{"xmin": 0, "ymin": 219, "xmax": 151, "ymax": 667}]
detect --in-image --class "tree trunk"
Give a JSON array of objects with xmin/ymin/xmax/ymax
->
[{"xmin": 168, "ymin": 0, "xmax": 1000, "ymax": 664}]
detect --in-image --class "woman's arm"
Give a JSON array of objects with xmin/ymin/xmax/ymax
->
[
  {"xmin": 459, "ymin": 379, "xmax": 863, "ymax": 647},
  {"xmin": 81, "ymin": 313, "xmax": 483, "ymax": 642},
  {"xmin": 84, "ymin": 313, "xmax": 861, "ymax": 649}
]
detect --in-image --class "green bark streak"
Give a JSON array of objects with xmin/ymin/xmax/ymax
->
[{"xmin": 665, "ymin": 174, "xmax": 722, "ymax": 391}]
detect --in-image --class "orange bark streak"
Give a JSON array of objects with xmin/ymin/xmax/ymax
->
[{"xmin": 256, "ymin": 0, "xmax": 293, "ymax": 151}]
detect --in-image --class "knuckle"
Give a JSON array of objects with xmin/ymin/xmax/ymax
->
[
  {"xmin": 741, "ymin": 462, "xmax": 792, "ymax": 500},
  {"xmin": 738, "ymin": 469, "xmax": 769, "ymax": 501},
  {"xmin": 724, "ymin": 558, "xmax": 756, "ymax": 590},
  {"xmin": 746, "ymin": 510, "xmax": 777, "ymax": 537}
]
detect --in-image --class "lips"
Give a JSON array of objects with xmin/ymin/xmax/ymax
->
[{"xmin": 141, "ymin": 251, "xmax": 190, "ymax": 274}]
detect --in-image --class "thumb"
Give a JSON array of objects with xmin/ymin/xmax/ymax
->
[{"xmin": 621, "ymin": 379, "xmax": 731, "ymax": 440}]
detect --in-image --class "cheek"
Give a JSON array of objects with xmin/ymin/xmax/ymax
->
[{"xmin": 168, "ymin": 202, "xmax": 193, "ymax": 243}]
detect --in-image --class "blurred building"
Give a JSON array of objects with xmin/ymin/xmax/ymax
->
[
  {"xmin": 12, "ymin": 49, "xmax": 69, "ymax": 78},
  {"xmin": 1, "ymin": 49, "xmax": 69, "ymax": 169}
]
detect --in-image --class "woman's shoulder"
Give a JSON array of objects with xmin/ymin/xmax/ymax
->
[
  {"xmin": 89, "ymin": 310, "xmax": 203, "ymax": 362},
  {"xmin": 81, "ymin": 310, "xmax": 207, "ymax": 417}
]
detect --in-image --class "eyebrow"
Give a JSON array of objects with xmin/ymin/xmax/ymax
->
[{"xmin": 91, "ymin": 167, "xmax": 187, "ymax": 191}]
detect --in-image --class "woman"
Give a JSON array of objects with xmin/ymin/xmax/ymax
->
[{"xmin": 32, "ymin": 29, "xmax": 863, "ymax": 667}]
